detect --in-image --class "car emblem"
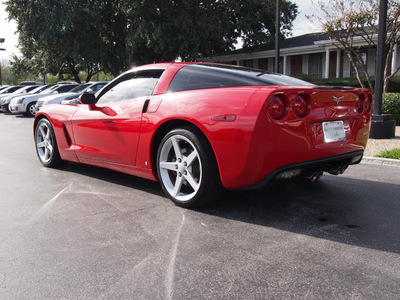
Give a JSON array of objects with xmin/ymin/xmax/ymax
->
[{"xmin": 332, "ymin": 96, "xmax": 344, "ymax": 104}]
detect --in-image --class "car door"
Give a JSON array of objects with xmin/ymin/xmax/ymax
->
[{"xmin": 71, "ymin": 70, "xmax": 163, "ymax": 166}]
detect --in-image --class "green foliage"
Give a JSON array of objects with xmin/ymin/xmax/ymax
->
[
  {"xmin": 376, "ymin": 148, "xmax": 400, "ymax": 159},
  {"xmin": 6, "ymin": 0, "xmax": 128, "ymax": 81},
  {"xmin": 5, "ymin": 0, "xmax": 298, "ymax": 74},
  {"xmin": 2, "ymin": 59, "xmax": 44, "ymax": 85},
  {"xmin": 124, "ymin": 0, "xmax": 298, "ymax": 64},
  {"xmin": 44, "ymin": 72, "xmax": 114, "ymax": 84},
  {"xmin": 382, "ymin": 93, "xmax": 400, "ymax": 125}
]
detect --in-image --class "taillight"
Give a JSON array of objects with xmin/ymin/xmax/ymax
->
[
  {"xmin": 356, "ymin": 93, "xmax": 365, "ymax": 113},
  {"xmin": 365, "ymin": 94, "xmax": 373, "ymax": 113},
  {"xmin": 292, "ymin": 95, "xmax": 308, "ymax": 117},
  {"xmin": 268, "ymin": 96, "xmax": 285, "ymax": 119}
]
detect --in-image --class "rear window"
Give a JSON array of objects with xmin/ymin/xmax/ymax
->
[{"xmin": 168, "ymin": 64, "xmax": 312, "ymax": 92}]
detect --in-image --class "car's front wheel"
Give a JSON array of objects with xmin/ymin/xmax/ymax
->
[
  {"xmin": 34, "ymin": 118, "xmax": 64, "ymax": 167},
  {"xmin": 157, "ymin": 127, "xmax": 223, "ymax": 207},
  {"xmin": 26, "ymin": 102, "xmax": 37, "ymax": 117}
]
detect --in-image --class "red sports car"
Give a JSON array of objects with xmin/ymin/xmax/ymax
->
[{"xmin": 34, "ymin": 63, "xmax": 372, "ymax": 207}]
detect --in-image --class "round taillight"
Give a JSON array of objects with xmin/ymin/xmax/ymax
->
[
  {"xmin": 268, "ymin": 96, "xmax": 285, "ymax": 119},
  {"xmin": 356, "ymin": 93, "xmax": 365, "ymax": 113},
  {"xmin": 292, "ymin": 95, "xmax": 308, "ymax": 117},
  {"xmin": 365, "ymin": 94, "xmax": 373, "ymax": 113}
]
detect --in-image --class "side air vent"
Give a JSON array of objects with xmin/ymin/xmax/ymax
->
[{"xmin": 62, "ymin": 123, "xmax": 72, "ymax": 147}]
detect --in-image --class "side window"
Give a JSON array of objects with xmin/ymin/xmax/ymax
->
[{"xmin": 97, "ymin": 70, "xmax": 163, "ymax": 105}]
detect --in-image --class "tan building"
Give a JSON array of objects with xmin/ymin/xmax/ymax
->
[{"xmin": 203, "ymin": 32, "xmax": 400, "ymax": 79}]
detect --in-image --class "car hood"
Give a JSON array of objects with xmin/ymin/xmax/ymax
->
[{"xmin": 0, "ymin": 93, "xmax": 21, "ymax": 101}]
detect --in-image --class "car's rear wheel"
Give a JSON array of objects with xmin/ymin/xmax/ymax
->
[
  {"xmin": 34, "ymin": 118, "xmax": 64, "ymax": 167},
  {"xmin": 157, "ymin": 127, "xmax": 223, "ymax": 207}
]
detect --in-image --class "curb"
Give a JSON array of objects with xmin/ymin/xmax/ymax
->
[{"xmin": 361, "ymin": 156, "xmax": 400, "ymax": 167}]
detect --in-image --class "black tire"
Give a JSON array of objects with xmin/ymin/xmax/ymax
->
[
  {"xmin": 26, "ymin": 102, "xmax": 37, "ymax": 117},
  {"xmin": 156, "ymin": 127, "xmax": 224, "ymax": 208},
  {"xmin": 34, "ymin": 118, "xmax": 64, "ymax": 167}
]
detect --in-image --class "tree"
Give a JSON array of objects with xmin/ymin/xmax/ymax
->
[
  {"xmin": 6, "ymin": 0, "xmax": 298, "ymax": 77},
  {"xmin": 308, "ymin": 0, "xmax": 400, "ymax": 92},
  {"xmin": 122, "ymin": 0, "xmax": 298, "ymax": 64},
  {"xmin": 6, "ymin": 0, "xmax": 128, "ymax": 82}
]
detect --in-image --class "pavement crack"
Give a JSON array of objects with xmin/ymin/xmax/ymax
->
[
  {"xmin": 27, "ymin": 183, "xmax": 72, "ymax": 224},
  {"xmin": 165, "ymin": 209, "xmax": 185, "ymax": 300}
]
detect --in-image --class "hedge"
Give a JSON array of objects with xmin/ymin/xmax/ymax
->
[{"xmin": 382, "ymin": 93, "xmax": 400, "ymax": 125}]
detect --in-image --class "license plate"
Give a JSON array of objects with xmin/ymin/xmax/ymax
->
[{"xmin": 322, "ymin": 121, "xmax": 346, "ymax": 143}]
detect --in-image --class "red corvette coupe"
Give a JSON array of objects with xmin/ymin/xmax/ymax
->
[{"xmin": 34, "ymin": 63, "xmax": 372, "ymax": 207}]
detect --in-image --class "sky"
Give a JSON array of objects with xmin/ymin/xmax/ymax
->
[{"xmin": 0, "ymin": 0, "xmax": 323, "ymax": 62}]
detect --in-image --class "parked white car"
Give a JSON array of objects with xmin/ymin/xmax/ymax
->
[
  {"xmin": 0, "ymin": 86, "xmax": 23, "ymax": 95},
  {"xmin": 0, "ymin": 85, "xmax": 10, "ymax": 93},
  {"xmin": 0, "ymin": 85, "xmax": 35, "ymax": 102},
  {"xmin": 8, "ymin": 84, "xmax": 79, "ymax": 116}
]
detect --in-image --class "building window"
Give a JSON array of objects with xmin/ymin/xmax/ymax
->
[
  {"xmin": 309, "ymin": 53, "xmax": 323, "ymax": 79},
  {"xmin": 350, "ymin": 51, "xmax": 367, "ymax": 78},
  {"xmin": 242, "ymin": 59, "xmax": 254, "ymax": 68}
]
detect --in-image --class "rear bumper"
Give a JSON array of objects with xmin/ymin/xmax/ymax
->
[{"xmin": 245, "ymin": 150, "xmax": 364, "ymax": 190}]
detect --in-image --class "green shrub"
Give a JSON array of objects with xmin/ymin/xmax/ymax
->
[
  {"xmin": 292, "ymin": 73, "xmax": 313, "ymax": 82},
  {"xmin": 382, "ymin": 93, "xmax": 400, "ymax": 125},
  {"xmin": 311, "ymin": 77, "xmax": 361, "ymax": 88},
  {"xmin": 376, "ymin": 148, "xmax": 400, "ymax": 159}
]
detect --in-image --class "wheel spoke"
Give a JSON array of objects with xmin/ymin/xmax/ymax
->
[
  {"xmin": 160, "ymin": 161, "xmax": 177, "ymax": 171},
  {"xmin": 171, "ymin": 137, "xmax": 183, "ymax": 160},
  {"xmin": 184, "ymin": 150, "xmax": 198, "ymax": 167},
  {"xmin": 37, "ymin": 141, "xmax": 46, "ymax": 148},
  {"xmin": 47, "ymin": 143, "xmax": 53, "ymax": 155},
  {"xmin": 172, "ymin": 175, "xmax": 184, "ymax": 197},
  {"xmin": 39, "ymin": 126, "xmax": 46, "ymax": 139},
  {"xmin": 44, "ymin": 147, "xmax": 49, "ymax": 160},
  {"xmin": 184, "ymin": 171, "xmax": 199, "ymax": 192}
]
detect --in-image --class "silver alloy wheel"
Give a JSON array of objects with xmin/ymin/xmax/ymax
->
[
  {"xmin": 35, "ymin": 121, "xmax": 54, "ymax": 163},
  {"xmin": 28, "ymin": 104, "xmax": 36, "ymax": 116},
  {"xmin": 158, "ymin": 134, "xmax": 202, "ymax": 202}
]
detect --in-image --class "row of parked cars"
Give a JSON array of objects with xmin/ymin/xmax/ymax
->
[{"xmin": 0, "ymin": 81, "xmax": 108, "ymax": 117}]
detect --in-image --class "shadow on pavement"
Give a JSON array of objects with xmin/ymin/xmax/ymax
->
[{"xmin": 58, "ymin": 162, "xmax": 400, "ymax": 255}]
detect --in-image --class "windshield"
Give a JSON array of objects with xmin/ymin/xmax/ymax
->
[
  {"xmin": 70, "ymin": 84, "xmax": 90, "ymax": 93},
  {"xmin": 33, "ymin": 85, "xmax": 54, "ymax": 93},
  {"xmin": 28, "ymin": 86, "xmax": 45, "ymax": 93},
  {"xmin": 11, "ymin": 86, "xmax": 32, "ymax": 94},
  {"xmin": 3, "ymin": 86, "xmax": 24, "ymax": 94},
  {"xmin": 39, "ymin": 85, "xmax": 59, "ymax": 94}
]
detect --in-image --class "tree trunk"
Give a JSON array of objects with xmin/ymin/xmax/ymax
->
[
  {"xmin": 346, "ymin": 52, "xmax": 365, "ymax": 89},
  {"xmin": 68, "ymin": 63, "xmax": 81, "ymax": 83}
]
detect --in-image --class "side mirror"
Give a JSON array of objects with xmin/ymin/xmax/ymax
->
[
  {"xmin": 78, "ymin": 92, "xmax": 116, "ymax": 116},
  {"xmin": 79, "ymin": 93, "xmax": 96, "ymax": 104}
]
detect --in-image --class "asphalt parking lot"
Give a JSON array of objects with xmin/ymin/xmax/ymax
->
[{"xmin": 1, "ymin": 113, "xmax": 400, "ymax": 299}]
